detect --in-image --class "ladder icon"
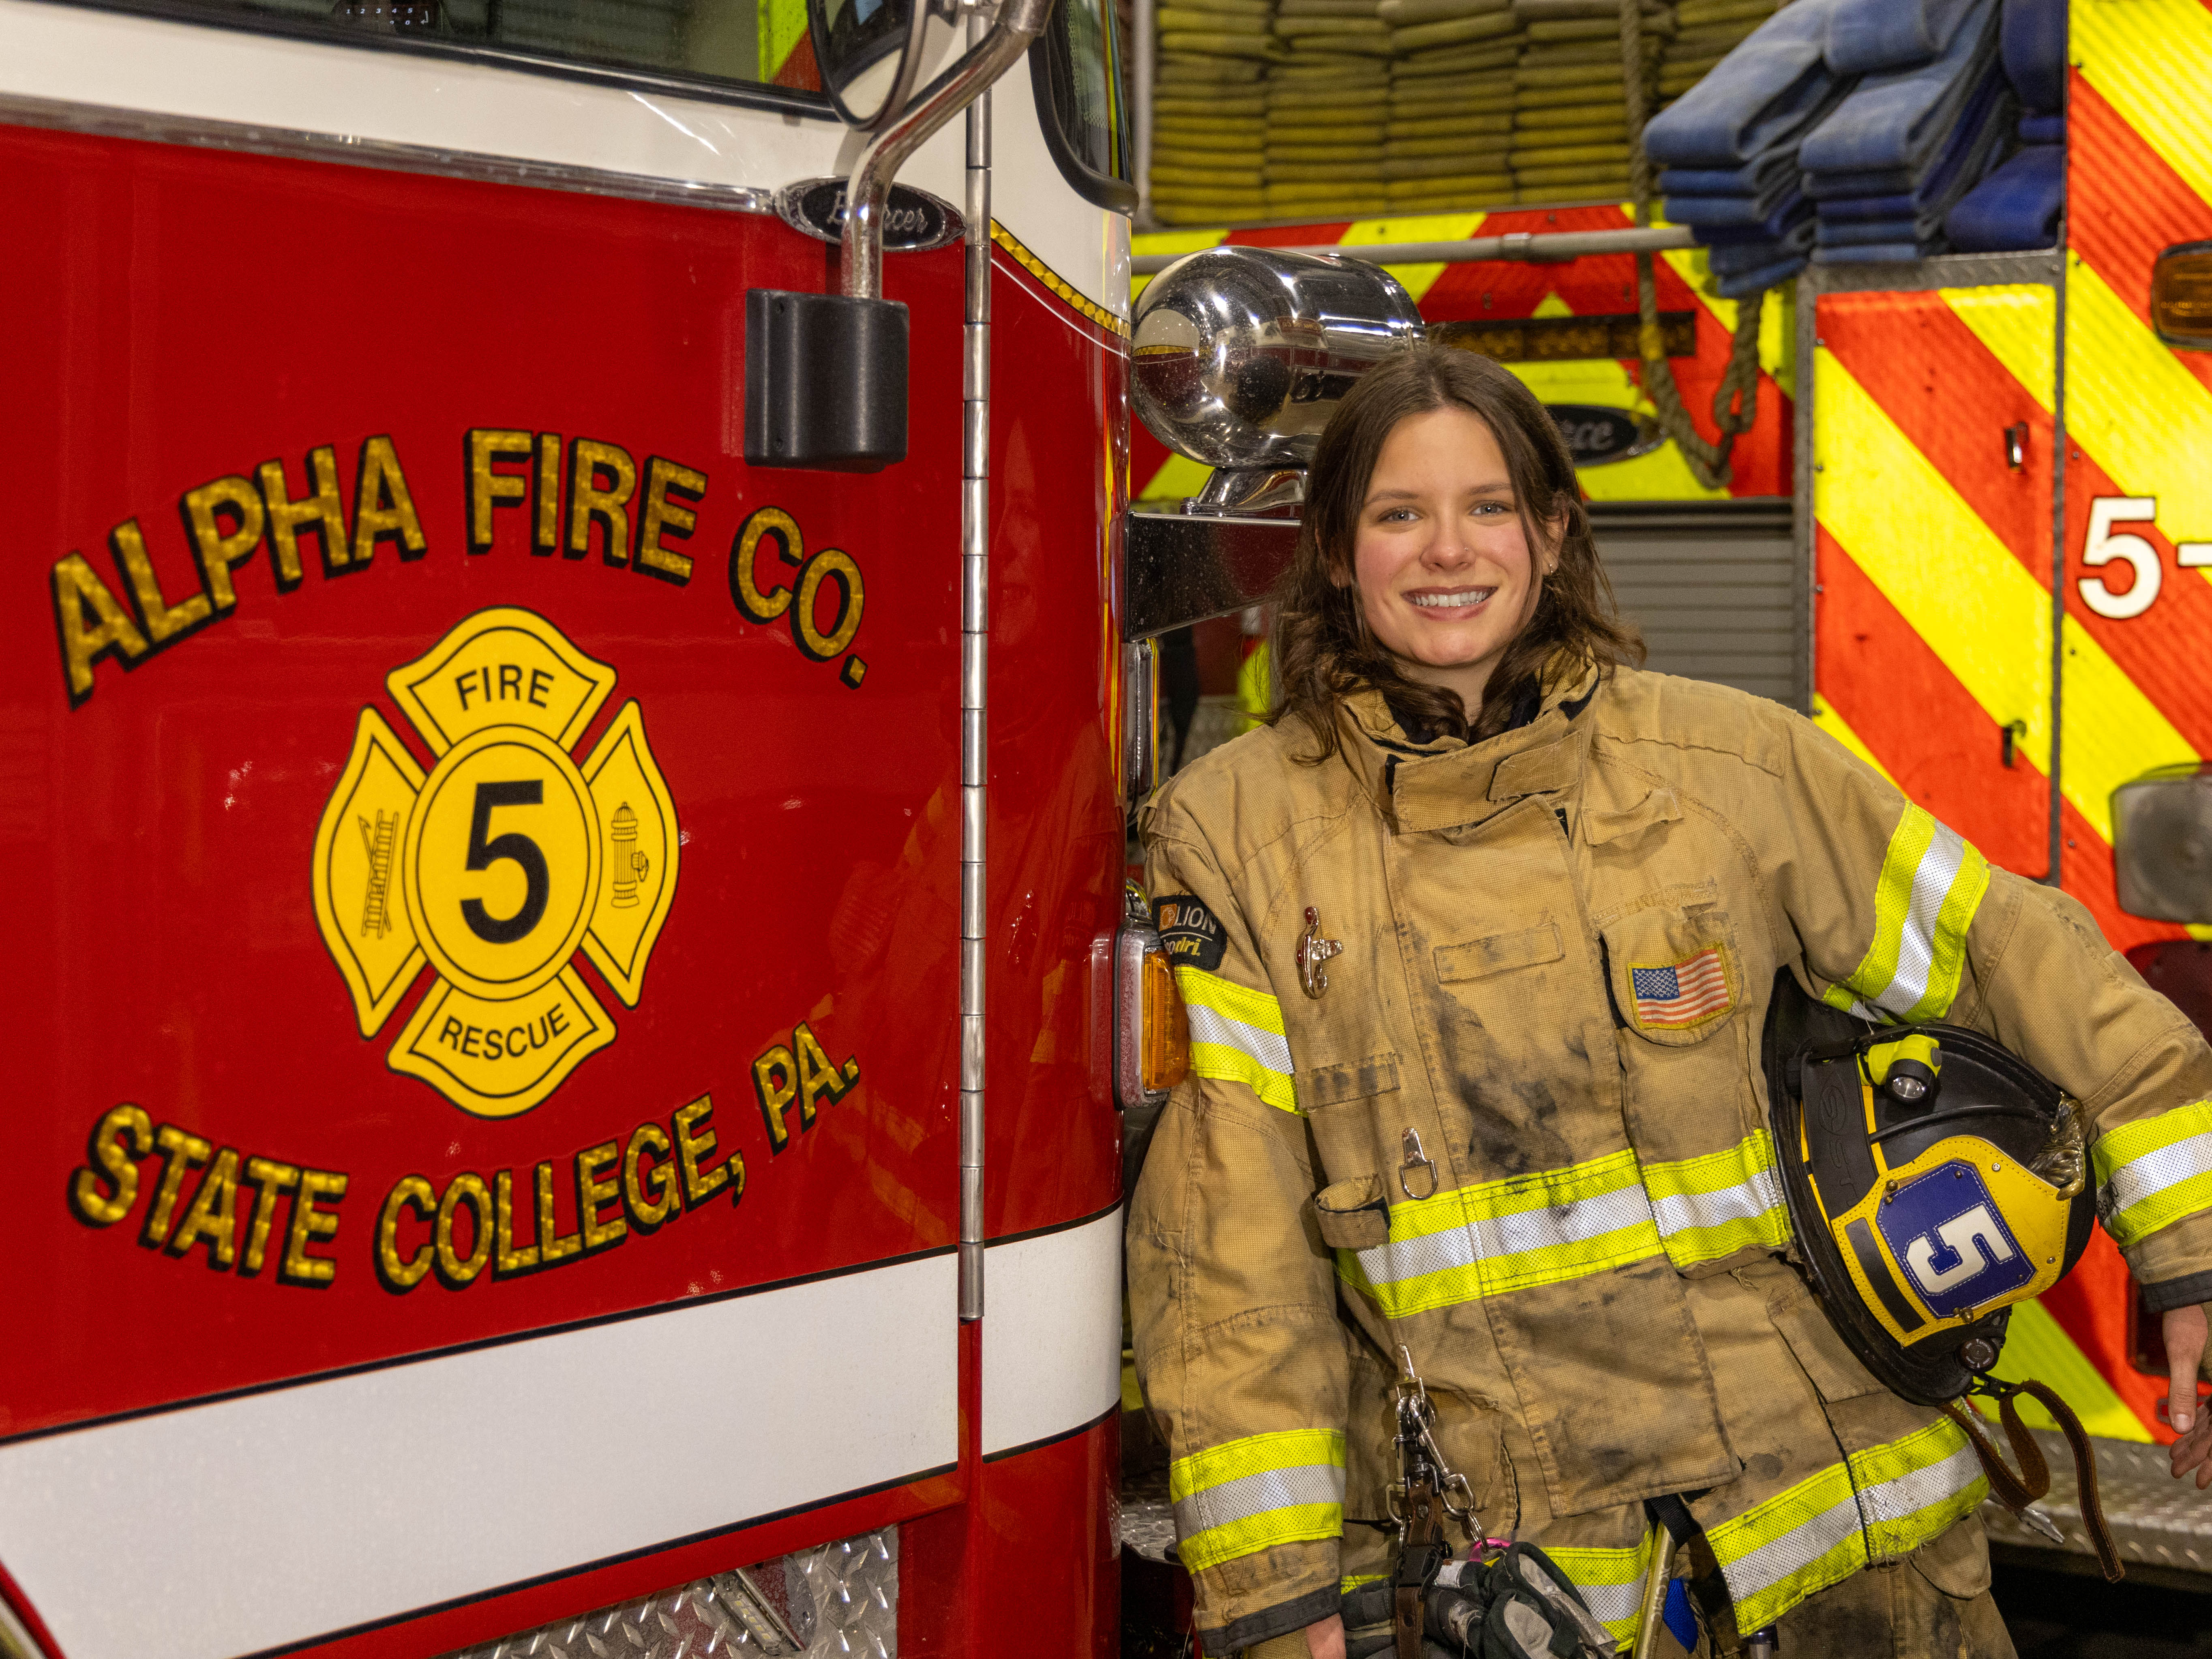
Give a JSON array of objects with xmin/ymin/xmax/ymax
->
[{"xmin": 358, "ymin": 811, "xmax": 399, "ymax": 939}]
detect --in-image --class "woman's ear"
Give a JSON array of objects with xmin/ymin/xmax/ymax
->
[{"xmin": 1538, "ymin": 511, "xmax": 1568, "ymax": 577}]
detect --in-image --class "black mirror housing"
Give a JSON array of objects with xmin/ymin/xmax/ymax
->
[{"xmin": 744, "ymin": 290, "xmax": 909, "ymax": 474}]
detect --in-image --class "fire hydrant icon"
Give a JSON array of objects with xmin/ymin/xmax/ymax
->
[{"xmin": 610, "ymin": 802, "xmax": 651, "ymax": 909}]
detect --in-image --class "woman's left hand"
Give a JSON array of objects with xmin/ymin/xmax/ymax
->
[{"xmin": 2166, "ymin": 1303, "xmax": 2212, "ymax": 1487}]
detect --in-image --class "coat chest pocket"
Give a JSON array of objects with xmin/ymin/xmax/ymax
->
[
  {"xmin": 1600, "ymin": 902, "xmax": 1743, "ymax": 1047},
  {"xmin": 1302, "ymin": 1054, "xmax": 1404, "ymax": 1190}
]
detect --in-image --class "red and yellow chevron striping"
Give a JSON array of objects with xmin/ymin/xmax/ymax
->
[
  {"xmin": 1814, "ymin": 523, "xmax": 2050, "ymax": 879},
  {"xmin": 1813, "ymin": 287, "xmax": 2054, "ymax": 870},
  {"xmin": 1815, "ymin": 0, "xmax": 2212, "ymax": 1439}
]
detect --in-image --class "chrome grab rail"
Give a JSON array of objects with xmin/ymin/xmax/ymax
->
[
  {"xmin": 842, "ymin": 0, "xmax": 1054, "ymax": 300},
  {"xmin": 1131, "ymin": 224, "xmax": 1697, "ymax": 277}
]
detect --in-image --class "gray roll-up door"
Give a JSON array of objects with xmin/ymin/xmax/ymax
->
[{"xmin": 1588, "ymin": 499, "xmax": 1804, "ymax": 712}]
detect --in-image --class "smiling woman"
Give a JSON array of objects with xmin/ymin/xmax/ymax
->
[{"xmin": 1270, "ymin": 342, "xmax": 1642, "ymax": 757}]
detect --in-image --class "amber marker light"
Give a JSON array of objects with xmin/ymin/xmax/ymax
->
[
  {"xmin": 2151, "ymin": 240, "xmax": 2212, "ymax": 350},
  {"xmin": 1116, "ymin": 883, "xmax": 1190, "ymax": 1109},
  {"xmin": 1140, "ymin": 945, "xmax": 1192, "ymax": 1096}
]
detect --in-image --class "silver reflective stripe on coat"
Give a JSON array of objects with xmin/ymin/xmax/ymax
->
[
  {"xmin": 1170, "ymin": 1463, "xmax": 1346, "ymax": 1542},
  {"xmin": 1182, "ymin": 1000, "xmax": 1294, "ymax": 1075},
  {"xmin": 1357, "ymin": 1184, "xmax": 1656, "ymax": 1284},
  {"xmin": 1885, "ymin": 820, "xmax": 1971, "ymax": 1018}
]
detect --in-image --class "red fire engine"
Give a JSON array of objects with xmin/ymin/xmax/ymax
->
[{"xmin": 0, "ymin": 0, "xmax": 1165, "ymax": 1652}]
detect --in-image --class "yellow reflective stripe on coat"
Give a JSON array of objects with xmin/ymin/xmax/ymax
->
[
  {"xmin": 1175, "ymin": 965, "xmax": 1298, "ymax": 1113},
  {"xmin": 1824, "ymin": 805, "xmax": 1990, "ymax": 1023},
  {"xmin": 1544, "ymin": 1539, "xmax": 1653, "ymax": 1649},
  {"xmin": 2093, "ymin": 1100, "xmax": 2212, "ymax": 1250},
  {"xmin": 1169, "ymin": 1427, "xmax": 1346, "ymax": 1573},
  {"xmin": 1706, "ymin": 1417, "xmax": 1986, "ymax": 1633},
  {"xmin": 1337, "ymin": 1148, "xmax": 1663, "ymax": 1318},
  {"xmin": 1642, "ymin": 1130, "xmax": 1793, "ymax": 1269}
]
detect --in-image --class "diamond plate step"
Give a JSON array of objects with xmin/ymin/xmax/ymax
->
[
  {"xmin": 442, "ymin": 1526, "xmax": 898, "ymax": 1659},
  {"xmin": 1977, "ymin": 1429, "xmax": 2212, "ymax": 1580},
  {"xmin": 1120, "ymin": 1465, "xmax": 1178, "ymax": 1566}
]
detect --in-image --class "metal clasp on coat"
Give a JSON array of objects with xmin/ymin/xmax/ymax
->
[
  {"xmin": 1399, "ymin": 1127, "xmax": 1438, "ymax": 1202},
  {"xmin": 1297, "ymin": 906, "xmax": 1342, "ymax": 999}
]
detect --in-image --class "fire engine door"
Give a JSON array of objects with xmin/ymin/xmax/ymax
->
[{"xmin": 0, "ymin": 25, "xmax": 973, "ymax": 1658}]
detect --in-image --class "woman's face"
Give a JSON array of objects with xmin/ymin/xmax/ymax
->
[{"xmin": 1348, "ymin": 404, "xmax": 1554, "ymax": 711}]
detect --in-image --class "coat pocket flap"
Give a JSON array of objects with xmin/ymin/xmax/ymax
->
[
  {"xmin": 1303, "ymin": 1053, "xmax": 1402, "ymax": 1110},
  {"xmin": 1313, "ymin": 1174, "xmax": 1391, "ymax": 1250},
  {"xmin": 1582, "ymin": 786, "xmax": 1684, "ymax": 848},
  {"xmin": 1434, "ymin": 920, "xmax": 1564, "ymax": 983}
]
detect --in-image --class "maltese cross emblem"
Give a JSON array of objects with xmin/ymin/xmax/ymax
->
[{"xmin": 311, "ymin": 607, "xmax": 679, "ymax": 1118}]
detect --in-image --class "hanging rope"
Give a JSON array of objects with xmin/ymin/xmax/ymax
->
[{"xmin": 1619, "ymin": 0, "xmax": 1768, "ymax": 490}]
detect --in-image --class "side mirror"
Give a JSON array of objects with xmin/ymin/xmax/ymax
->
[
  {"xmin": 747, "ymin": 0, "xmax": 1057, "ymax": 474},
  {"xmin": 1123, "ymin": 246, "xmax": 1424, "ymax": 639},
  {"xmin": 811, "ymin": 0, "xmax": 932, "ymax": 131}
]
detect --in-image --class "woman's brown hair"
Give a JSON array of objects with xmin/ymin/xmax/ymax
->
[{"xmin": 1269, "ymin": 340, "xmax": 1642, "ymax": 759}]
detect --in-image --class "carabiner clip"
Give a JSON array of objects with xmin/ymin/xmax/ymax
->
[{"xmin": 1400, "ymin": 1127, "xmax": 1438, "ymax": 1202}]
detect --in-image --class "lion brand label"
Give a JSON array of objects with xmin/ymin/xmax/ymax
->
[{"xmin": 1153, "ymin": 894, "xmax": 1226, "ymax": 971}]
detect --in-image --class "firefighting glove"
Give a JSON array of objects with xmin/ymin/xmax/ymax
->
[
  {"xmin": 1340, "ymin": 1546, "xmax": 1617, "ymax": 1659},
  {"xmin": 1463, "ymin": 1546, "xmax": 1617, "ymax": 1659},
  {"xmin": 1340, "ymin": 1578, "xmax": 1402, "ymax": 1657}
]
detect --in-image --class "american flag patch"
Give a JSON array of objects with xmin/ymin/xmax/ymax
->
[{"xmin": 1629, "ymin": 947, "xmax": 1732, "ymax": 1028}]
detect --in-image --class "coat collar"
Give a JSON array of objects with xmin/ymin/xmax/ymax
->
[{"xmin": 1338, "ymin": 660, "xmax": 1601, "ymax": 834}]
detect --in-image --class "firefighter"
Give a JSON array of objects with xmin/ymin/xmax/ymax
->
[{"xmin": 1127, "ymin": 341, "xmax": 2212, "ymax": 1658}]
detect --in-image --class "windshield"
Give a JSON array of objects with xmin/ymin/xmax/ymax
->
[
  {"xmin": 71, "ymin": 0, "xmax": 831, "ymax": 105},
  {"xmin": 1031, "ymin": 0, "xmax": 1133, "ymax": 212}
]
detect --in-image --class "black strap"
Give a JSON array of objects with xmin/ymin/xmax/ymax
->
[
  {"xmin": 1951, "ymin": 1380, "xmax": 2125, "ymax": 1584},
  {"xmin": 1643, "ymin": 1490, "xmax": 1704, "ymax": 1545}
]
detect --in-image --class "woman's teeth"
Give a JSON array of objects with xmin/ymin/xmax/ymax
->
[{"xmin": 1409, "ymin": 589, "xmax": 1494, "ymax": 610}]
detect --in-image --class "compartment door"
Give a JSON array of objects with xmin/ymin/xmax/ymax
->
[{"xmin": 1812, "ymin": 284, "xmax": 2056, "ymax": 879}]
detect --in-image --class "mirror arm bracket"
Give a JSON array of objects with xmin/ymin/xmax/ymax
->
[{"xmin": 840, "ymin": 0, "xmax": 1052, "ymax": 301}]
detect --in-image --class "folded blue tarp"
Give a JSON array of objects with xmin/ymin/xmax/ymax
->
[
  {"xmin": 1644, "ymin": 0, "xmax": 1855, "ymax": 168},
  {"xmin": 1811, "ymin": 70, "xmax": 2014, "ymax": 235},
  {"xmin": 1698, "ymin": 198, "xmax": 1816, "ymax": 244},
  {"xmin": 1807, "ymin": 163, "xmax": 1920, "ymax": 197},
  {"xmin": 1818, "ymin": 191, "xmax": 1917, "ymax": 221},
  {"xmin": 2019, "ymin": 112, "xmax": 2063, "ymax": 143},
  {"xmin": 1827, "ymin": 0, "xmax": 1983, "ymax": 75},
  {"xmin": 1820, "ymin": 217, "xmax": 1921, "ymax": 246},
  {"xmin": 1945, "ymin": 143, "xmax": 2064, "ymax": 250},
  {"xmin": 2002, "ymin": 0, "xmax": 2066, "ymax": 109},
  {"xmin": 1717, "ymin": 251, "xmax": 1811, "ymax": 296},
  {"xmin": 1800, "ymin": 0, "xmax": 2000, "ymax": 175},
  {"xmin": 1665, "ymin": 187, "xmax": 1807, "ymax": 230},
  {"xmin": 1708, "ymin": 219, "xmax": 1818, "ymax": 273},
  {"xmin": 1814, "ymin": 240, "xmax": 1924, "ymax": 263},
  {"xmin": 1659, "ymin": 152, "xmax": 1800, "ymax": 214}
]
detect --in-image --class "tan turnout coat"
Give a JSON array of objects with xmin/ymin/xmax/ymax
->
[{"xmin": 1129, "ymin": 664, "xmax": 2212, "ymax": 1653}]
